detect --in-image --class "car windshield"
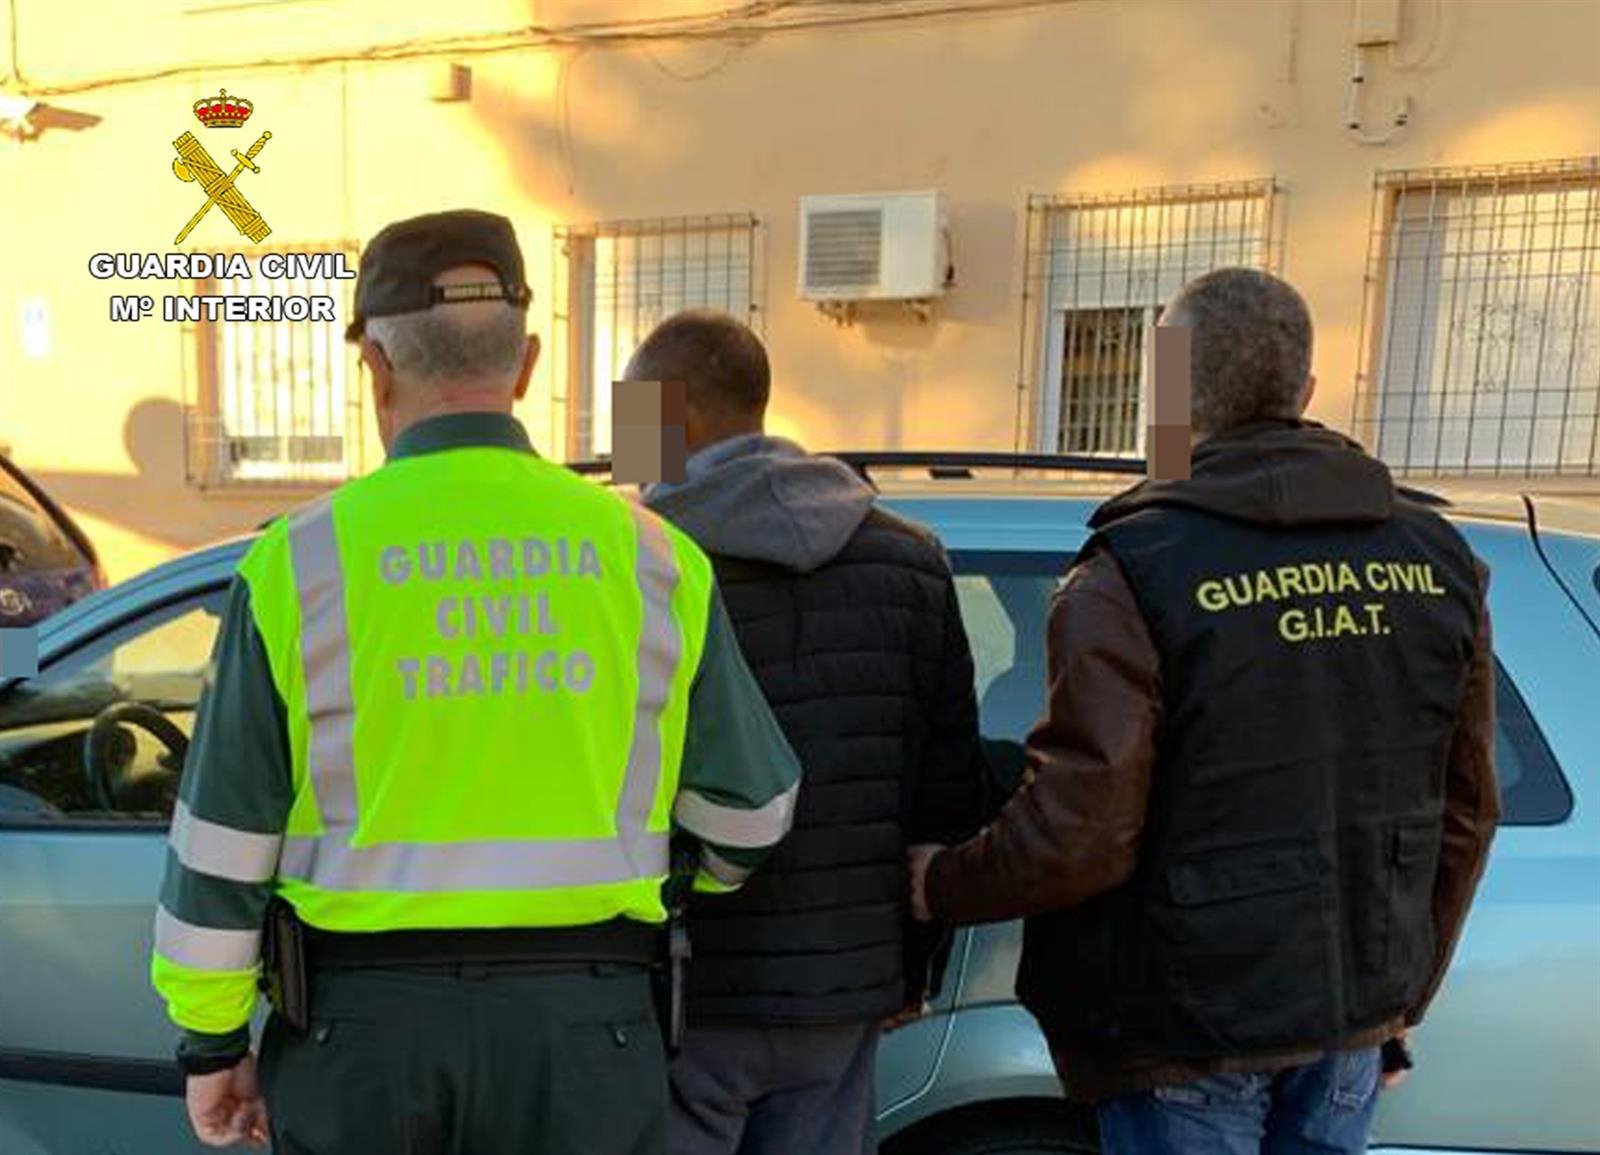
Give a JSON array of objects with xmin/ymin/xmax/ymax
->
[
  {"xmin": 0, "ymin": 593, "xmax": 224, "ymax": 822},
  {"xmin": 0, "ymin": 458, "xmax": 86, "ymax": 574}
]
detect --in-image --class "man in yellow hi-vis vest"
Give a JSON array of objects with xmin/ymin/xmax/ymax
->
[{"xmin": 151, "ymin": 210, "xmax": 803, "ymax": 1154}]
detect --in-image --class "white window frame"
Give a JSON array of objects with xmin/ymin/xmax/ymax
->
[
  {"xmin": 1019, "ymin": 180, "xmax": 1278, "ymax": 457},
  {"xmin": 1039, "ymin": 304, "xmax": 1161, "ymax": 458},
  {"xmin": 182, "ymin": 243, "xmax": 362, "ymax": 490},
  {"xmin": 1353, "ymin": 158, "xmax": 1600, "ymax": 477},
  {"xmin": 553, "ymin": 214, "xmax": 762, "ymax": 462}
]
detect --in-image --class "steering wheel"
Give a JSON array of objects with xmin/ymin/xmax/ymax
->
[{"xmin": 83, "ymin": 702, "xmax": 189, "ymax": 812}]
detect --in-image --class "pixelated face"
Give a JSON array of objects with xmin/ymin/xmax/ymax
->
[
  {"xmin": 611, "ymin": 379, "xmax": 688, "ymax": 486},
  {"xmin": 1149, "ymin": 322, "xmax": 1192, "ymax": 481}
]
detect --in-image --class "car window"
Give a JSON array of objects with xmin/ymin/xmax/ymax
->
[
  {"xmin": 954, "ymin": 579, "xmax": 1016, "ymax": 705},
  {"xmin": 0, "ymin": 458, "xmax": 86, "ymax": 573},
  {"xmin": 950, "ymin": 550, "xmax": 1573, "ymax": 827},
  {"xmin": 0, "ymin": 592, "xmax": 227, "ymax": 824},
  {"xmin": 1492, "ymin": 661, "xmax": 1573, "ymax": 825},
  {"xmin": 951, "ymin": 551, "xmax": 1072, "ymax": 798},
  {"xmin": 952, "ymin": 552, "xmax": 1066, "ymax": 741}
]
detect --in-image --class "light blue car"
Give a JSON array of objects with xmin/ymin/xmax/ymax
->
[{"xmin": 0, "ymin": 454, "xmax": 1596, "ymax": 1154}]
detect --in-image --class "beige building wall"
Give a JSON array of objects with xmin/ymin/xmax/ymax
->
[{"xmin": 1, "ymin": 0, "xmax": 1598, "ymax": 581}]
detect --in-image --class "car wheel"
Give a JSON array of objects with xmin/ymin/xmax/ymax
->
[{"xmin": 884, "ymin": 1104, "xmax": 1098, "ymax": 1155}]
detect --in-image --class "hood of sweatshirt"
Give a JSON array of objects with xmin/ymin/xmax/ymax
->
[{"xmin": 643, "ymin": 434, "xmax": 876, "ymax": 573}]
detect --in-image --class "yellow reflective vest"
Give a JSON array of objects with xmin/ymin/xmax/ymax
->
[{"xmin": 152, "ymin": 416, "xmax": 800, "ymax": 1039}]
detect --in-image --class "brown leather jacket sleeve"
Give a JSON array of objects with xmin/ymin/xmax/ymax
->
[
  {"xmin": 1408, "ymin": 563, "xmax": 1499, "ymax": 1025},
  {"xmin": 926, "ymin": 547, "xmax": 1161, "ymax": 925}
]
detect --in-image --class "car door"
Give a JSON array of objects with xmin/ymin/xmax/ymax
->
[
  {"xmin": 0, "ymin": 562, "xmax": 233, "ymax": 1155},
  {"xmin": 877, "ymin": 548, "xmax": 1074, "ymax": 1110},
  {"xmin": 876, "ymin": 534, "xmax": 1087, "ymax": 1136},
  {"xmin": 1372, "ymin": 519, "xmax": 1600, "ymax": 1152}
]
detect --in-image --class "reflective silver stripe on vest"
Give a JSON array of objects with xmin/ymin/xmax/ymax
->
[
  {"xmin": 288, "ymin": 496, "xmax": 360, "ymax": 830},
  {"xmin": 168, "ymin": 799, "xmax": 283, "ymax": 884},
  {"xmin": 615, "ymin": 504, "xmax": 682, "ymax": 869},
  {"xmin": 153, "ymin": 905, "xmax": 262, "ymax": 972},
  {"xmin": 279, "ymin": 498, "xmax": 685, "ymax": 893},
  {"xmin": 277, "ymin": 831, "xmax": 670, "ymax": 892},
  {"xmin": 674, "ymin": 780, "xmax": 799, "ymax": 850},
  {"xmin": 699, "ymin": 846, "xmax": 752, "ymax": 889}
]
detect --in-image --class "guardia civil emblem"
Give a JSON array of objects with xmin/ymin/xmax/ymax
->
[{"xmin": 171, "ymin": 88, "xmax": 272, "ymax": 245}]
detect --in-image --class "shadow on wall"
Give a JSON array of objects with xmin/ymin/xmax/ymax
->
[
  {"xmin": 944, "ymin": 199, "xmax": 1020, "ymax": 328},
  {"xmin": 31, "ymin": 398, "xmax": 298, "ymax": 553}
]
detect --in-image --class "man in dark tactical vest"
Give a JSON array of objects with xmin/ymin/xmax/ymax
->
[{"xmin": 909, "ymin": 268, "xmax": 1500, "ymax": 1154}]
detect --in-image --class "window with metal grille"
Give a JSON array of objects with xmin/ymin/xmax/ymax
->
[
  {"xmin": 1352, "ymin": 158, "xmax": 1600, "ymax": 477},
  {"xmin": 552, "ymin": 215, "xmax": 761, "ymax": 461},
  {"xmin": 181, "ymin": 245, "xmax": 362, "ymax": 489},
  {"xmin": 1018, "ymin": 180, "xmax": 1278, "ymax": 456}
]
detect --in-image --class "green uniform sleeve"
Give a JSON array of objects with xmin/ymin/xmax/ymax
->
[
  {"xmin": 674, "ymin": 587, "xmax": 801, "ymax": 893},
  {"xmin": 150, "ymin": 575, "xmax": 294, "ymax": 1065}
]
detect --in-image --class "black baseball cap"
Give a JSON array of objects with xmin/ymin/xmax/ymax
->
[{"xmin": 345, "ymin": 209, "xmax": 532, "ymax": 342}]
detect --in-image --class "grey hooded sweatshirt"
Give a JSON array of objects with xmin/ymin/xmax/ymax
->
[{"xmin": 645, "ymin": 434, "xmax": 876, "ymax": 573}]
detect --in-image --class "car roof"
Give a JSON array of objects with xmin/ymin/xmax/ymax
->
[
  {"xmin": 15, "ymin": 460, "xmax": 1595, "ymax": 678},
  {"xmin": 846, "ymin": 463, "xmax": 1600, "ymax": 540},
  {"xmin": 80, "ymin": 456, "xmax": 1600, "ymax": 600},
  {"xmin": 1418, "ymin": 488, "xmax": 1600, "ymax": 538},
  {"xmin": 220, "ymin": 465, "xmax": 1598, "ymax": 551}
]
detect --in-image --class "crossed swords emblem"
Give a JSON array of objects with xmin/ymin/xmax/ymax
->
[{"xmin": 171, "ymin": 129, "xmax": 272, "ymax": 245}]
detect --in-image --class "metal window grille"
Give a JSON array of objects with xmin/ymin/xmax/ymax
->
[
  {"xmin": 1351, "ymin": 158, "xmax": 1600, "ymax": 477},
  {"xmin": 552, "ymin": 214, "xmax": 762, "ymax": 461},
  {"xmin": 180, "ymin": 244, "xmax": 363, "ymax": 489},
  {"xmin": 1017, "ymin": 180, "xmax": 1278, "ymax": 455}
]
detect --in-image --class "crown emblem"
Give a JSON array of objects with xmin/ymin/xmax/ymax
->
[{"xmin": 193, "ymin": 88, "xmax": 253, "ymax": 129}]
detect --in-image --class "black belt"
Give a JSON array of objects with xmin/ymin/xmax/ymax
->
[{"xmin": 304, "ymin": 918, "xmax": 662, "ymax": 971}]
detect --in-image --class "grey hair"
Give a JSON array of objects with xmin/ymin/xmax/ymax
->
[
  {"xmin": 1164, "ymin": 267, "xmax": 1313, "ymax": 435},
  {"xmin": 365, "ymin": 303, "xmax": 527, "ymax": 392}
]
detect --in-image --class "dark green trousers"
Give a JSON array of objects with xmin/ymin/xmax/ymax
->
[{"xmin": 259, "ymin": 962, "xmax": 666, "ymax": 1155}]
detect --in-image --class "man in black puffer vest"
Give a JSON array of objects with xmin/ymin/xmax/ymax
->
[
  {"xmin": 912, "ymin": 269, "xmax": 1499, "ymax": 1155},
  {"xmin": 626, "ymin": 310, "xmax": 987, "ymax": 1155}
]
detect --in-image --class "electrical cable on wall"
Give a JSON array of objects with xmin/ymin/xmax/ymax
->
[
  {"xmin": 644, "ymin": 38, "xmax": 753, "ymax": 83},
  {"xmin": 556, "ymin": 45, "xmax": 587, "ymax": 196},
  {"xmin": 1388, "ymin": 0, "xmax": 1445, "ymax": 70},
  {"xmin": 1344, "ymin": 44, "xmax": 1411, "ymax": 147},
  {"xmin": 1257, "ymin": 0, "xmax": 1301, "ymax": 129},
  {"xmin": 19, "ymin": 0, "xmax": 1083, "ymax": 97},
  {"xmin": 5, "ymin": 0, "xmax": 23, "ymax": 85}
]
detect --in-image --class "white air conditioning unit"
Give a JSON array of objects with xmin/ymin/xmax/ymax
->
[{"xmin": 798, "ymin": 191, "xmax": 948, "ymax": 304}]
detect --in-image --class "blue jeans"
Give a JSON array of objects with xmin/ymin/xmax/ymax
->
[{"xmin": 1097, "ymin": 1048, "xmax": 1382, "ymax": 1155}]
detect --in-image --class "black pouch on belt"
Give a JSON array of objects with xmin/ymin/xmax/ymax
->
[
  {"xmin": 654, "ymin": 838, "xmax": 697, "ymax": 1054},
  {"xmin": 666, "ymin": 917, "xmax": 690, "ymax": 1052},
  {"xmin": 258, "ymin": 896, "xmax": 309, "ymax": 1033}
]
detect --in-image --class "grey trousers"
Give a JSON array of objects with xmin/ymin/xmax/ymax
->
[{"xmin": 668, "ymin": 1022, "xmax": 880, "ymax": 1155}]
